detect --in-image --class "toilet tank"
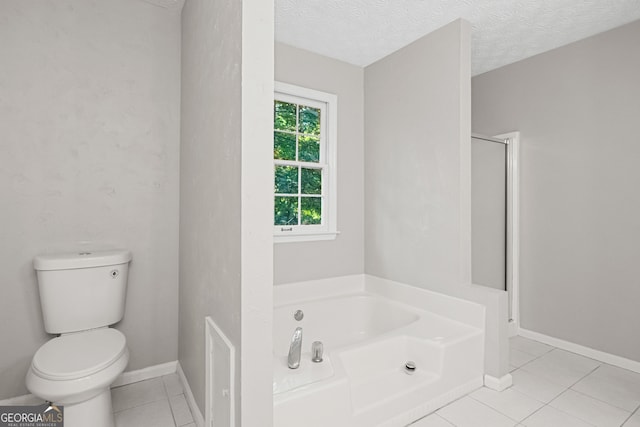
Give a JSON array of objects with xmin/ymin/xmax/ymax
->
[{"xmin": 33, "ymin": 250, "xmax": 132, "ymax": 334}]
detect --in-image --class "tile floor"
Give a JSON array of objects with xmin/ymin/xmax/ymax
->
[
  {"xmin": 410, "ymin": 336, "xmax": 640, "ymax": 427},
  {"xmin": 112, "ymin": 336, "xmax": 640, "ymax": 427},
  {"xmin": 111, "ymin": 373, "xmax": 195, "ymax": 427}
]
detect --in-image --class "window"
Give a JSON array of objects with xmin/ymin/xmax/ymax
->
[{"xmin": 273, "ymin": 82, "xmax": 337, "ymax": 243}]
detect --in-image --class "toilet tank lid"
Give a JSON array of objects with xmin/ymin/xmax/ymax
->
[{"xmin": 34, "ymin": 250, "xmax": 132, "ymax": 271}]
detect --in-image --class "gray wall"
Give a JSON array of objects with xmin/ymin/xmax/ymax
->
[
  {"xmin": 179, "ymin": 0, "xmax": 242, "ymax": 418},
  {"xmin": 180, "ymin": 0, "xmax": 273, "ymax": 423},
  {"xmin": 274, "ymin": 43, "xmax": 365, "ymax": 285},
  {"xmin": 0, "ymin": 0, "xmax": 180, "ymax": 400},
  {"xmin": 472, "ymin": 20, "xmax": 640, "ymax": 362},
  {"xmin": 363, "ymin": 20, "xmax": 511, "ymax": 379},
  {"xmin": 364, "ymin": 19, "xmax": 472, "ymax": 291}
]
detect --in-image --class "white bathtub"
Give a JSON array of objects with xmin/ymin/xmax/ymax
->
[{"xmin": 273, "ymin": 275, "xmax": 485, "ymax": 427}]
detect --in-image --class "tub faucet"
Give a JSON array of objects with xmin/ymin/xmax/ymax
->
[{"xmin": 287, "ymin": 327, "xmax": 303, "ymax": 369}]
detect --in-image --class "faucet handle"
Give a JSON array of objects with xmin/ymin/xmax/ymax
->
[
  {"xmin": 311, "ymin": 341, "xmax": 323, "ymax": 363},
  {"xmin": 287, "ymin": 327, "xmax": 303, "ymax": 369}
]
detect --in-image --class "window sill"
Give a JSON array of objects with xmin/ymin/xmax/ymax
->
[{"xmin": 274, "ymin": 231, "xmax": 339, "ymax": 244}]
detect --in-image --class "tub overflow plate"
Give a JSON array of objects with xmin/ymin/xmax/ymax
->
[{"xmin": 404, "ymin": 361, "xmax": 416, "ymax": 375}]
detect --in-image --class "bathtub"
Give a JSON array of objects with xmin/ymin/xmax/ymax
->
[{"xmin": 273, "ymin": 275, "xmax": 485, "ymax": 427}]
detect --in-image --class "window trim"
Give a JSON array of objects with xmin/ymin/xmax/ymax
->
[{"xmin": 274, "ymin": 82, "xmax": 338, "ymax": 243}]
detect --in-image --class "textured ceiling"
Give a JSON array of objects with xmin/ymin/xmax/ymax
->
[{"xmin": 275, "ymin": 0, "xmax": 640, "ymax": 75}]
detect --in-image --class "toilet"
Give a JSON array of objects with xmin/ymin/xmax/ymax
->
[{"xmin": 26, "ymin": 250, "xmax": 132, "ymax": 427}]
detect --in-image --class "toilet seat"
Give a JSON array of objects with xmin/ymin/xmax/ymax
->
[{"xmin": 31, "ymin": 328, "xmax": 127, "ymax": 381}]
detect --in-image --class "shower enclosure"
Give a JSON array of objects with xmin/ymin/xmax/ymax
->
[{"xmin": 471, "ymin": 132, "xmax": 520, "ymax": 332}]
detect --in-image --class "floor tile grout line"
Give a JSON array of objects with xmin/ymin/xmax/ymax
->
[
  {"xmin": 434, "ymin": 412, "xmax": 457, "ymax": 427},
  {"xmin": 509, "ymin": 337, "xmax": 554, "ymax": 358},
  {"xmin": 163, "ymin": 380, "xmax": 191, "ymax": 427},
  {"xmin": 507, "ymin": 379, "xmax": 566, "ymax": 406},
  {"xmin": 510, "ymin": 350, "xmax": 572, "ymax": 403},
  {"xmin": 512, "ymin": 346, "xmax": 559, "ymax": 371},
  {"xmin": 166, "ymin": 393, "xmax": 179, "ymax": 427},
  {"xmin": 538, "ymin": 360, "xmax": 604, "ymax": 425},
  {"xmin": 621, "ymin": 404, "xmax": 640, "ymax": 426},
  {"xmin": 174, "ymin": 394, "xmax": 195, "ymax": 427},
  {"xmin": 570, "ymin": 366, "xmax": 640, "ymax": 414},
  {"xmin": 511, "ymin": 339, "xmax": 638, "ymax": 427},
  {"xmin": 514, "ymin": 343, "xmax": 640, "ymax": 426},
  {"xmin": 545, "ymin": 366, "xmax": 636, "ymax": 427},
  {"xmin": 466, "ymin": 393, "xmax": 524, "ymax": 424},
  {"xmin": 162, "ymin": 373, "xmax": 184, "ymax": 398},
  {"xmin": 162, "ymin": 375, "xmax": 171, "ymax": 397},
  {"xmin": 510, "ymin": 352, "xmax": 543, "ymax": 370},
  {"xmin": 466, "ymin": 341, "xmax": 552, "ymax": 425},
  {"xmin": 511, "ymin": 346, "xmax": 554, "ymax": 359},
  {"xmin": 518, "ymin": 401, "xmax": 548, "ymax": 426},
  {"xmin": 434, "ymin": 413, "xmax": 456, "ymax": 427},
  {"xmin": 569, "ymin": 385, "xmax": 637, "ymax": 414},
  {"xmin": 512, "ymin": 342, "xmax": 591, "ymax": 426},
  {"xmin": 143, "ymin": 378, "xmax": 196, "ymax": 427},
  {"xmin": 431, "ymin": 393, "xmax": 469, "ymax": 427},
  {"xmin": 517, "ymin": 348, "xmax": 602, "ymax": 391},
  {"xmin": 537, "ymin": 345, "xmax": 604, "ymax": 366},
  {"xmin": 435, "ymin": 394, "xmax": 467, "ymax": 427},
  {"xmin": 113, "ymin": 396, "xmax": 173, "ymax": 415},
  {"xmin": 111, "ymin": 377, "xmax": 174, "ymax": 415},
  {"xmin": 560, "ymin": 362, "xmax": 603, "ymax": 392},
  {"xmin": 470, "ymin": 382, "xmax": 548, "ymax": 408},
  {"xmin": 515, "ymin": 337, "xmax": 612, "ymax": 370},
  {"xmin": 523, "ymin": 402, "xmax": 601, "ymax": 427}
]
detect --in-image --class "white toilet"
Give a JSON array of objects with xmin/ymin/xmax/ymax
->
[{"xmin": 26, "ymin": 250, "xmax": 132, "ymax": 427}]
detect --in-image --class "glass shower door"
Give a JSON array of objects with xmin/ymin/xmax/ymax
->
[{"xmin": 471, "ymin": 135, "xmax": 507, "ymax": 291}]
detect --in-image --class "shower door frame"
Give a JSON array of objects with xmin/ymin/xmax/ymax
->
[{"xmin": 471, "ymin": 131, "xmax": 520, "ymax": 337}]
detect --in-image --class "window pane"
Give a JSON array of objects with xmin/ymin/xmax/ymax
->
[
  {"xmin": 301, "ymin": 197, "xmax": 321, "ymax": 225},
  {"xmin": 298, "ymin": 135, "xmax": 320, "ymax": 162},
  {"xmin": 274, "ymin": 101, "xmax": 296, "ymax": 131},
  {"xmin": 299, "ymin": 106, "xmax": 320, "ymax": 135},
  {"xmin": 274, "ymin": 166, "xmax": 298, "ymax": 194},
  {"xmin": 274, "ymin": 131, "xmax": 296, "ymax": 160},
  {"xmin": 275, "ymin": 197, "xmax": 298, "ymax": 226},
  {"xmin": 301, "ymin": 168, "xmax": 321, "ymax": 194}
]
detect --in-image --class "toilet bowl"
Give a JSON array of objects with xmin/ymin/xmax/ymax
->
[
  {"xmin": 27, "ymin": 249, "xmax": 132, "ymax": 427},
  {"xmin": 26, "ymin": 328, "xmax": 129, "ymax": 427}
]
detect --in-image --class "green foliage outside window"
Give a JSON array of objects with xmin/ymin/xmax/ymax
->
[
  {"xmin": 274, "ymin": 100, "xmax": 323, "ymax": 227},
  {"xmin": 274, "ymin": 196, "xmax": 298, "ymax": 226}
]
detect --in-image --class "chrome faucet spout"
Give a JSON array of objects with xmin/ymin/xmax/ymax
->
[{"xmin": 287, "ymin": 327, "xmax": 303, "ymax": 369}]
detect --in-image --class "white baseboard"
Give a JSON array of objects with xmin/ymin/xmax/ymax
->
[
  {"xmin": 177, "ymin": 361, "xmax": 205, "ymax": 427},
  {"xmin": 519, "ymin": 328, "xmax": 640, "ymax": 374},
  {"xmin": 484, "ymin": 373, "xmax": 513, "ymax": 391},
  {"xmin": 112, "ymin": 361, "xmax": 178, "ymax": 388},
  {"xmin": 0, "ymin": 361, "xmax": 179, "ymax": 406}
]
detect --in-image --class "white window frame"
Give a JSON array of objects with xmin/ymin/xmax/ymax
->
[{"xmin": 274, "ymin": 82, "xmax": 338, "ymax": 243}]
